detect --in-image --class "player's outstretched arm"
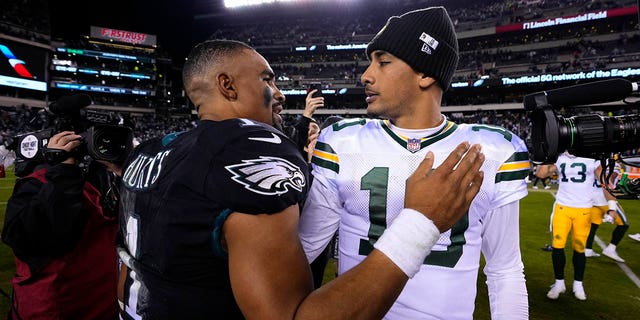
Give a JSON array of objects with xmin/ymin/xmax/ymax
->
[
  {"xmin": 225, "ymin": 142, "xmax": 485, "ymax": 320},
  {"xmin": 535, "ymin": 164, "xmax": 556, "ymax": 179}
]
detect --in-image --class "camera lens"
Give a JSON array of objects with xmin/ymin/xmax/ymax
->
[
  {"xmin": 93, "ymin": 130, "xmax": 120, "ymax": 158},
  {"xmin": 561, "ymin": 114, "xmax": 607, "ymax": 156},
  {"xmin": 607, "ymin": 115, "xmax": 640, "ymax": 154},
  {"xmin": 85, "ymin": 125, "xmax": 132, "ymax": 162},
  {"xmin": 531, "ymin": 108, "xmax": 640, "ymax": 163}
]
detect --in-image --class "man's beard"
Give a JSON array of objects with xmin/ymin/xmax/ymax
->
[{"xmin": 272, "ymin": 112, "xmax": 284, "ymax": 132}]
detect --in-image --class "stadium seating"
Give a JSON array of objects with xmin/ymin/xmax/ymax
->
[{"xmin": 1, "ymin": 0, "xmax": 639, "ymax": 148}]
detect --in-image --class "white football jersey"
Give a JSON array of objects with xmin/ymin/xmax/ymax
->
[
  {"xmin": 592, "ymin": 160, "xmax": 620, "ymax": 206},
  {"xmin": 592, "ymin": 182, "xmax": 608, "ymax": 206},
  {"xmin": 554, "ymin": 153, "xmax": 599, "ymax": 208},
  {"xmin": 299, "ymin": 118, "xmax": 529, "ymax": 319}
]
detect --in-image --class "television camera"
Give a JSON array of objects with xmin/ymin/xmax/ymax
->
[
  {"xmin": 9, "ymin": 94, "xmax": 134, "ymax": 177},
  {"xmin": 524, "ymin": 78, "xmax": 640, "ymax": 199}
]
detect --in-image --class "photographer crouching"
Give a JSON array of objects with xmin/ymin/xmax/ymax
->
[{"xmin": 1, "ymin": 95, "xmax": 132, "ymax": 320}]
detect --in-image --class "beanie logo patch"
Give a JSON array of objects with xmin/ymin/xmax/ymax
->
[
  {"xmin": 421, "ymin": 43, "xmax": 432, "ymax": 55},
  {"xmin": 419, "ymin": 32, "xmax": 439, "ymax": 53}
]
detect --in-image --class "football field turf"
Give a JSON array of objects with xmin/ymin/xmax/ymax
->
[{"xmin": 1, "ymin": 169, "xmax": 639, "ymax": 318}]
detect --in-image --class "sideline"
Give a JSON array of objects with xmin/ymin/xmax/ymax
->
[{"xmin": 594, "ymin": 237, "xmax": 640, "ymax": 288}]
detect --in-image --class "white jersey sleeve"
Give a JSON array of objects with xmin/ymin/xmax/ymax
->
[
  {"xmin": 298, "ymin": 172, "xmax": 341, "ymax": 263},
  {"xmin": 481, "ymin": 201, "xmax": 529, "ymax": 320}
]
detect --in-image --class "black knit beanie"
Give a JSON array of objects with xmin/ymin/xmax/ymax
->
[{"xmin": 366, "ymin": 6, "xmax": 459, "ymax": 91}]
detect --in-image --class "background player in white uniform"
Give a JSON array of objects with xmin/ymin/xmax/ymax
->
[
  {"xmin": 298, "ymin": 7, "xmax": 529, "ymax": 320},
  {"xmin": 537, "ymin": 152, "xmax": 600, "ymax": 300},
  {"xmin": 585, "ymin": 160, "xmax": 629, "ymax": 262}
]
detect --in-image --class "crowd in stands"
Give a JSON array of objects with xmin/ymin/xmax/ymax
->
[
  {"xmin": 221, "ymin": 0, "xmax": 638, "ymax": 109},
  {"xmin": 210, "ymin": 0, "xmax": 627, "ymax": 47},
  {"xmin": 0, "ymin": 0, "xmax": 49, "ymax": 43},
  {"xmin": 457, "ymin": 32, "xmax": 640, "ymax": 77},
  {"xmin": 265, "ymin": 25, "xmax": 640, "ymax": 91},
  {"xmin": 1, "ymin": 104, "xmax": 523, "ymax": 156},
  {"xmin": 4, "ymin": 100, "xmax": 639, "ymax": 171},
  {"xmin": 1, "ymin": 0, "xmax": 639, "ymax": 115},
  {"xmin": 0, "ymin": 104, "xmax": 197, "ymax": 148}
]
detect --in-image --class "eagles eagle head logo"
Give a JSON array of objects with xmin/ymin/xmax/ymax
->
[{"xmin": 225, "ymin": 156, "xmax": 306, "ymax": 195}]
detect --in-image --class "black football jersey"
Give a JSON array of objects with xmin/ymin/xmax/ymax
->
[{"xmin": 117, "ymin": 118, "xmax": 308, "ymax": 319}]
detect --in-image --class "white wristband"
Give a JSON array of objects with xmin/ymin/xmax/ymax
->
[
  {"xmin": 373, "ymin": 208, "xmax": 440, "ymax": 278},
  {"xmin": 608, "ymin": 200, "xmax": 617, "ymax": 211}
]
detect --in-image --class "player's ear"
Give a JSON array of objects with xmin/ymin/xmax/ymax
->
[
  {"xmin": 418, "ymin": 74, "xmax": 437, "ymax": 89},
  {"xmin": 217, "ymin": 73, "xmax": 237, "ymax": 100}
]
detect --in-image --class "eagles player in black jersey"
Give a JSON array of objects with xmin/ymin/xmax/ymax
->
[{"xmin": 116, "ymin": 39, "xmax": 485, "ymax": 319}]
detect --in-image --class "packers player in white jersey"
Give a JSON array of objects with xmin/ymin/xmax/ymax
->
[
  {"xmin": 585, "ymin": 160, "xmax": 629, "ymax": 263},
  {"xmin": 537, "ymin": 152, "xmax": 601, "ymax": 301},
  {"xmin": 298, "ymin": 7, "xmax": 529, "ymax": 320}
]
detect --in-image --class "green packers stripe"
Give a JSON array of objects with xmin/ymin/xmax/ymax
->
[
  {"xmin": 495, "ymin": 169, "xmax": 530, "ymax": 183},
  {"xmin": 314, "ymin": 141, "xmax": 336, "ymax": 154},
  {"xmin": 495, "ymin": 152, "xmax": 531, "ymax": 183},
  {"xmin": 332, "ymin": 118, "xmax": 367, "ymax": 131},
  {"xmin": 312, "ymin": 156, "xmax": 339, "ymax": 173},
  {"xmin": 421, "ymin": 122, "xmax": 457, "ymax": 148},
  {"xmin": 507, "ymin": 152, "xmax": 530, "ymax": 162},
  {"xmin": 471, "ymin": 124, "xmax": 513, "ymax": 142},
  {"xmin": 311, "ymin": 141, "xmax": 339, "ymax": 173},
  {"xmin": 381, "ymin": 120, "xmax": 458, "ymax": 151},
  {"xmin": 381, "ymin": 123, "xmax": 407, "ymax": 147}
]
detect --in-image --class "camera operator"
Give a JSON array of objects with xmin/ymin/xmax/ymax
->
[{"xmin": 1, "ymin": 130, "xmax": 123, "ymax": 320}]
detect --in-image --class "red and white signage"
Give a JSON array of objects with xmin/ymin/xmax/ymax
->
[
  {"xmin": 496, "ymin": 6, "xmax": 637, "ymax": 33},
  {"xmin": 90, "ymin": 26, "xmax": 157, "ymax": 46}
]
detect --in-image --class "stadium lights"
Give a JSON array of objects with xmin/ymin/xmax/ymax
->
[
  {"xmin": 223, "ymin": 0, "xmax": 353, "ymax": 9},
  {"xmin": 224, "ymin": 0, "xmax": 296, "ymax": 9}
]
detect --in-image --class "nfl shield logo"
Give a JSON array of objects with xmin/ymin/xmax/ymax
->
[{"xmin": 407, "ymin": 138, "xmax": 421, "ymax": 152}]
